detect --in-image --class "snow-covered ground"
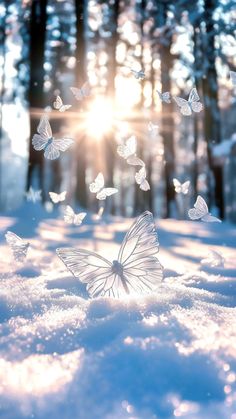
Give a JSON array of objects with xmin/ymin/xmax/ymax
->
[{"xmin": 0, "ymin": 203, "xmax": 236, "ymax": 419}]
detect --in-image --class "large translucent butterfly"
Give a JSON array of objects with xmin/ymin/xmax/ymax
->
[
  {"xmin": 70, "ymin": 82, "xmax": 91, "ymax": 101},
  {"xmin": 32, "ymin": 115, "xmax": 74, "ymax": 160},
  {"xmin": 135, "ymin": 166, "xmax": 150, "ymax": 191},
  {"xmin": 156, "ymin": 90, "xmax": 171, "ymax": 103},
  {"xmin": 5, "ymin": 231, "xmax": 30, "ymax": 262},
  {"xmin": 53, "ymin": 96, "xmax": 72, "ymax": 112},
  {"xmin": 64, "ymin": 205, "xmax": 87, "ymax": 225},
  {"xmin": 57, "ymin": 211, "xmax": 163, "ymax": 298},
  {"xmin": 89, "ymin": 173, "xmax": 118, "ymax": 201},
  {"xmin": 130, "ymin": 68, "xmax": 145, "ymax": 80},
  {"xmin": 117, "ymin": 136, "xmax": 145, "ymax": 166},
  {"xmin": 174, "ymin": 88, "xmax": 203, "ymax": 116},
  {"xmin": 173, "ymin": 178, "xmax": 190, "ymax": 195},
  {"xmin": 188, "ymin": 195, "xmax": 221, "ymax": 223},
  {"xmin": 49, "ymin": 191, "xmax": 67, "ymax": 204},
  {"xmin": 25, "ymin": 186, "xmax": 42, "ymax": 203},
  {"xmin": 230, "ymin": 71, "xmax": 236, "ymax": 86}
]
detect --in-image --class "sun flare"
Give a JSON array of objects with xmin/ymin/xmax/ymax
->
[{"xmin": 86, "ymin": 97, "xmax": 114, "ymax": 138}]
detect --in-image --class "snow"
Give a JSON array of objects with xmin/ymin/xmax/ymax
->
[{"xmin": 0, "ymin": 203, "xmax": 236, "ymax": 419}]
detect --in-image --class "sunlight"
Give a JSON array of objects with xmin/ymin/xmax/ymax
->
[{"xmin": 86, "ymin": 97, "xmax": 114, "ymax": 138}]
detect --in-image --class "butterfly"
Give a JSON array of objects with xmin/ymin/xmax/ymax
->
[
  {"xmin": 130, "ymin": 69, "xmax": 145, "ymax": 80},
  {"xmin": 5, "ymin": 231, "xmax": 30, "ymax": 262},
  {"xmin": 148, "ymin": 122, "xmax": 159, "ymax": 134},
  {"xmin": 117, "ymin": 136, "xmax": 145, "ymax": 166},
  {"xmin": 135, "ymin": 166, "xmax": 150, "ymax": 191},
  {"xmin": 49, "ymin": 191, "xmax": 67, "ymax": 204},
  {"xmin": 201, "ymin": 250, "xmax": 225, "ymax": 268},
  {"xmin": 188, "ymin": 195, "xmax": 221, "ymax": 223},
  {"xmin": 70, "ymin": 82, "xmax": 90, "ymax": 101},
  {"xmin": 156, "ymin": 90, "xmax": 171, "ymax": 104},
  {"xmin": 174, "ymin": 88, "xmax": 203, "ymax": 116},
  {"xmin": 53, "ymin": 96, "xmax": 72, "ymax": 112},
  {"xmin": 173, "ymin": 178, "xmax": 190, "ymax": 195},
  {"xmin": 32, "ymin": 115, "xmax": 74, "ymax": 160},
  {"xmin": 25, "ymin": 186, "xmax": 42, "ymax": 203},
  {"xmin": 89, "ymin": 173, "xmax": 118, "ymax": 201},
  {"xmin": 64, "ymin": 205, "xmax": 87, "ymax": 225},
  {"xmin": 230, "ymin": 71, "xmax": 236, "ymax": 86},
  {"xmin": 56, "ymin": 211, "xmax": 163, "ymax": 298}
]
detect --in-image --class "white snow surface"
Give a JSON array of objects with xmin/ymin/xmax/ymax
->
[{"xmin": 0, "ymin": 203, "xmax": 236, "ymax": 419}]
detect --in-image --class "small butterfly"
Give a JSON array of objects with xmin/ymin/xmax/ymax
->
[
  {"xmin": 70, "ymin": 82, "xmax": 90, "ymax": 101},
  {"xmin": 156, "ymin": 90, "xmax": 171, "ymax": 103},
  {"xmin": 32, "ymin": 115, "xmax": 74, "ymax": 160},
  {"xmin": 173, "ymin": 178, "xmax": 190, "ymax": 195},
  {"xmin": 49, "ymin": 191, "xmax": 67, "ymax": 204},
  {"xmin": 53, "ymin": 96, "xmax": 72, "ymax": 112},
  {"xmin": 89, "ymin": 173, "xmax": 118, "ymax": 201},
  {"xmin": 230, "ymin": 71, "xmax": 236, "ymax": 86},
  {"xmin": 201, "ymin": 250, "xmax": 225, "ymax": 268},
  {"xmin": 5, "ymin": 231, "xmax": 30, "ymax": 262},
  {"xmin": 130, "ymin": 69, "xmax": 145, "ymax": 80},
  {"xmin": 64, "ymin": 205, "xmax": 87, "ymax": 225},
  {"xmin": 148, "ymin": 122, "xmax": 159, "ymax": 134},
  {"xmin": 174, "ymin": 88, "xmax": 203, "ymax": 116},
  {"xmin": 117, "ymin": 136, "xmax": 145, "ymax": 166},
  {"xmin": 135, "ymin": 166, "xmax": 150, "ymax": 191},
  {"xmin": 188, "ymin": 195, "xmax": 221, "ymax": 223},
  {"xmin": 57, "ymin": 211, "xmax": 163, "ymax": 298},
  {"xmin": 25, "ymin": 186, "xmax": 42, "ymax": 203}
]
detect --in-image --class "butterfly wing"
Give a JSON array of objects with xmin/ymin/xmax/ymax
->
[
  {"xmin": 74, "ymin": 212, "xmax": 87, "ymax": 226},
  {"xmin": 5, "ymin": 231, "xmax": 29, "ymax": 262},
  {"xmin": 44, "ymin": 143, "xmax": 60, "ymax": 160},
  {"xmin": 37, "ymin": 114, "xmax": 52, "ymax": 139},
  {"xmin": 188, "ymin": 195, "xmax": 208, "ymax": 220},
  {"xmin": 201, "ymin": 214, "xmax": 221, "ymax": 223},
  {"xmin": 127, "ymin": 156, "xmax": 145, "ymax": 166},
  {"xmin": 181, "ymin": 180, "xmax": 190, "ymax": 195},
  {"xmin": 162, "ymin": 92, "xmax": 171, "ymax": 103},
  {"xmin": 173, "ymin": 178, "xmax": 181, "ymax": 193},
  {"xmin": 89, "ymin": 172, "xmax": 104, "ymax": 194},
  {"xmin": 53, "ymin": 138, "xmax": 74, "ymax": 152},
  {"xmin": 131, "ymin": 69, "xmax": 138, "ymax": 78},
  {"xmin": 59, "ymin": 105, "xmax": 72, "ymax": 112},
  {"xmin": 32, "ymin": 134, "xmax": 48, "ymax": 151},
  {"xmin": 81, "ymin": 82, "xmax": 91, "ymax": 98},
  {"xmin": 49, "ymin": 191, "xmax": 66, "ymax": 203},
  {"xmin": 70, "ymin": 87, "xmax": 83, "ymax": 101},
  {"xmin": 139, "ymin": 179, "xmax": 150, "ymax": 191},
  {"xmin": 49, "ymin": 192, "xmax": 60, "ymax": 203},
  {"xmin": 64, "ymin": 205, "xmax": 75, "ymax": 224},
  {"xmin": 56, "ymin": 248, "xmax": 121, "ymax": 298},
  {"xmin": 116, "ymin": 211, "xmax": 163, "ymax": 295},
  {"xmin": 191, "ymin": 102, "xmax": 203, "ymax": 113},
  {"xmin": 53, "ymin": 96, "xmax": 63, "ymax": 110},
  {"xmin": 188, "ymin": 88, "xmax": 200, "ymax": 102},
  {"xmin": 96, "ymin": 188, "xmax": 118, "ymax": 200},
  {"xmin": 174, "ymin": 97, "xmax": 192, "ymax": 115},
  {"xmin": 117, "ymin": 136, "xmax": 137, "ymax": 159}
]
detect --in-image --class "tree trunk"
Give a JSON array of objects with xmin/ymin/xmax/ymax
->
[
  {"xmin": 74, "ymin": 0, "xmax": 87, "ymax": 208},
  {"xmin": 159, "ymin": 5, "xmax": 175, "ymax": 218},
  {"xmin": 27, "ymin": 0, "xmax": 47, "ymax": 199},
  {"xmin": 202, "ymin": 0, "xmax": 224, "ymax": 218}
]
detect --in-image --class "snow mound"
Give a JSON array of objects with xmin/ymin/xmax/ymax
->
[{"xmin": 0, "ymin": 209, "xmax": 236, "ymax": 418}]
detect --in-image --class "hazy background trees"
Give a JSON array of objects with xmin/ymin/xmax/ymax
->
[{"xmin": 0, "ymin": 0, "xmax": 236, "ymax": 221}]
